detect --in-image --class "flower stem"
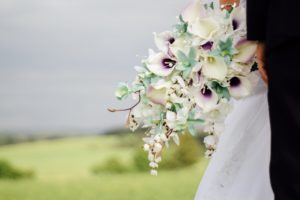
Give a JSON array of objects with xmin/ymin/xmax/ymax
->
[{"xmin": 107, "ymin": 91, "xmax": 142, "ymax": 113}]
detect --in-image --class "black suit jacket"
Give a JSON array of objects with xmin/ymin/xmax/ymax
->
[{"xmin": 247, "ymin": 0, "xmax": 300, "ymax": 51}]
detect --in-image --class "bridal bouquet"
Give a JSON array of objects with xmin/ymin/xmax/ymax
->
[{"xmin": 108, "ymin": 0, "xmax": 258, "ymax": 176}]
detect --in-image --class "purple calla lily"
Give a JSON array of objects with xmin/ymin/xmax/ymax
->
[{"xmin": 146, "ymin": 50, "xmax": 177, "ymax": 77}]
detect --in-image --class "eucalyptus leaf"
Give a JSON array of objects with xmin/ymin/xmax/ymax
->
[
  {"xmin": 187, "ymin": 123, "xmax": 198, "ymax": 136},
  {"xmin": 115, "ymin": 82, "xmax": 131, "ymax": 100},
  {"xmin": 209, "ymin": 81, "xmax": 231, "ymax": 100}
]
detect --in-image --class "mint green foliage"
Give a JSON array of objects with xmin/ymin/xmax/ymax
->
[
  {"xmin": 187, "ymin": 110, "xmax": 205, "ymax": 136},
  {"xmin": 176, "ymin": 48, "xmax": 198, "ymax": 78},
  {"xmin": 211, "ymin": 37, "xmax": 237, "ymax": 65},
  {"xmin": 131, "ymin": 83, "xmax": 144, "ymax": 93},
  {"xmin": 209, "ymin": 81, "xmax": 231, "ymax": 100},
  {"xmin": 170, "ymin": 103, "xmax": 182, "ymax": 112},
  {"xmin": 115, "ymin": 82, "xmax": 131, "ymax": 100},
  {"xmin": 174, "ymin": 15, "xmax": 188, "ymax": 36},
  {"xmin": 204, "ymin": 2, "xmax": 215, "ymax": 10}
]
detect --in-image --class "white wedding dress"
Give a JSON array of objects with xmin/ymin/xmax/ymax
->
[{"xmin": 194, "ymin": 1, "xmax": 274, "ymax": 200}]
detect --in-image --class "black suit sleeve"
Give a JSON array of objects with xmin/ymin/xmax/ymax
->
[{"xmin": 246, "ymin": 0, "xmax": 269, "ymax": 41}]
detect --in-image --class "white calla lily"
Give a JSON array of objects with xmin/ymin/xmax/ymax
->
[
  {"xmin": 228, "ymin": 76, "xmax": 252, "ymax": 99},
  {"xmin": 147, "ymin": 85, "xmax": 168, "ymax": 105},
  {"xmin": 146, "ymin": 50, "xmax": 177, "ymax": 77},
  {"xmin": 233, "ymin": 39, "xmax": 257, "ymax": 64},
  {"xmin": 181, "ymin": 0, "xmax": 202, "ymax": 23},
  {"xmin": 188, "ymin": 17, "xmax": 219, "ymax": 41},
  {"xmin": 169, "ymin": 36, "xmax": 191, "ymax": 57},
  {"xmin": 193, "ymin": 86, "xmax": 219, "ymax": 113},
  {"xmin": 230, "ymin": 6, "xmax": 246, "ymax": 31},
  {"xmin": 202, "ymin": 56, "xmax": 228, "ymax": 81},
  {"xmin": 154, "ymin": 31, "xmax": 175, "ymax": 53}
]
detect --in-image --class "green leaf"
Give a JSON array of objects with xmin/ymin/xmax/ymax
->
[
  {"xmin": 115, "ymin": 82, "xmax": 131, "ymax": 100},
  {"xmin": 210, "ymin": 2, "xmax": 214, "ymax": 10},
  {"xmin": 179, "ymin": 15, "xmax": 185, "ymax": 23},
  {"xmin": 209, "ymin": 81, "xmax": 231, "ymax": 100},
  {"xmin": 188, "ymin": 47, "xmax": 197, "ymax": 60},
  {"xmin": 177, "ymin": 50, "xmax": 189, "ymax": 63},
  {"xmin": 187, "ymin": 123, "xmax": 198, "ymax": 136},
  {"xmin": 187, "ymin": 119, "xmax": 205, "ymax": 123}
]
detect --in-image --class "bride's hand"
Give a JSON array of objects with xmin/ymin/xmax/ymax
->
[
  {"xmin": 219, "ymin": 0, "xmax": 240, "ymax": 10},
  {"xmin": 256, "ymin": 42, "xmax": 269, "ymax": 85}
]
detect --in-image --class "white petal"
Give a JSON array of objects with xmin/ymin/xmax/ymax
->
[
  {"xmin": 233, "ymin": 40, "xmax": 257, "ymax": 64},
  {"xmin": 192, "ymin": 86, "xmax": 219, "ymax": 113},
  {"xmin": 204, "ymin": 135, "xmax": 217, "ymax": 147},
  {"xmin": 181, "ymin": 0, "xmax": 203, "ymax": 23},
  {"xmin": 188, "ymin": 17, "xmax": 219, "ymax": 40},
  {"xmin": 230, "ymin": 6, "xmax": 246, "ymax": 31},
  {"xmin": 202, "ymin": 56, "xmax": 228, "ymax": 81},
  {"xmin": 166, "ymin": 111, "xmax": 176, "ymax": 122},
  {"xmin": 229, "ymin": 76, "xmax": 253, "ymax": 99},
  {"xmin": 152, "ymin": 79, "xmax": 172, "ymax": 89},
  {"xmin": 169, "ymin": 37, "xmax": 190, "ymax": 57},
  {"xmin": 146, "ymin": 52, "xmax": 176, "ymax": 77},
  {"xmin": 147, "ymin": 86, "xmax": 168, "ymax": 105},
  {"xmin": 150, "ymin": 169, "xmax": 158, "ymax": 176},
  {"xmin": 154, "ymin": 31, "xmax": 174, "ymax": 53}
]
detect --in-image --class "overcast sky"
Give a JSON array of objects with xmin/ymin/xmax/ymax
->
[{"xmin": 0, "ymin": 0, "xmax": 189, "ymax": 134}]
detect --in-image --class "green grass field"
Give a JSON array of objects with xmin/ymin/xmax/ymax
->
[{"xmin": 0, "ymin": 135, "xmax": 209, "ymax": 200}]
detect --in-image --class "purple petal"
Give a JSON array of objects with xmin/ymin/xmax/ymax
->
[
  {"xmin": 201, "ymin": 41, "xmax": 214, "ymax": 50},
  {"xmin": 230, "ymin": 77, "xmax": 241, "ymax": 87}
]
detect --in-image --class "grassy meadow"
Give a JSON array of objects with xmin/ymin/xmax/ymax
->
[{"xmin": 0, "ymin": 134, "xmax": 209, "ymax": 200}]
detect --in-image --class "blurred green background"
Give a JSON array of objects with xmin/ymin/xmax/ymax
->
[{"xmin": 0, "ymin": 131, "xmax": 208, "ymax": 200}]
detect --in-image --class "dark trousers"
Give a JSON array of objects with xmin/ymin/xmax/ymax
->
[{"xmin": 266, "ymin": 39, "xmax": 300, "ymax": 200}]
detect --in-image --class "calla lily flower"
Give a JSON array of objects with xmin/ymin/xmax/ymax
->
[
  {"xmin": 181, "ymin": 0, "xmax": 203, "ymax": 24},
  {"xmin": 169, "ymin": 36, "xmax": 191, "ymax": 57},
  {"xmin": 147, "ymin": 85, "xmax": 169, "ymax": 106},
  {"xmin": 146, "ymin": 49, "xmax": 177, "ymax": 77},
  {"xmin": 188, "ymin": 17, "xmax": 219, "ymax": 41},
  {"xmin": 230, "ymin": 6, "xmax": 246, "ymax": 31},
  {"xmin": 202, "ymin": 56, "xmax": 228, "ymax": 81},
  {"xmin": 233, "ymin": 39, "xmax": 257, "ymax": 64},
  {"xmin": 228, "ymin": 76, "xmax": 252, "ymax": 99},
  {"xmin": 154, "ymin": 31, "xmax": 175, "ymax": 53},
  {"xmin": 193, "ymin": 86, "xmax": 219, "ymax": 113}
]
